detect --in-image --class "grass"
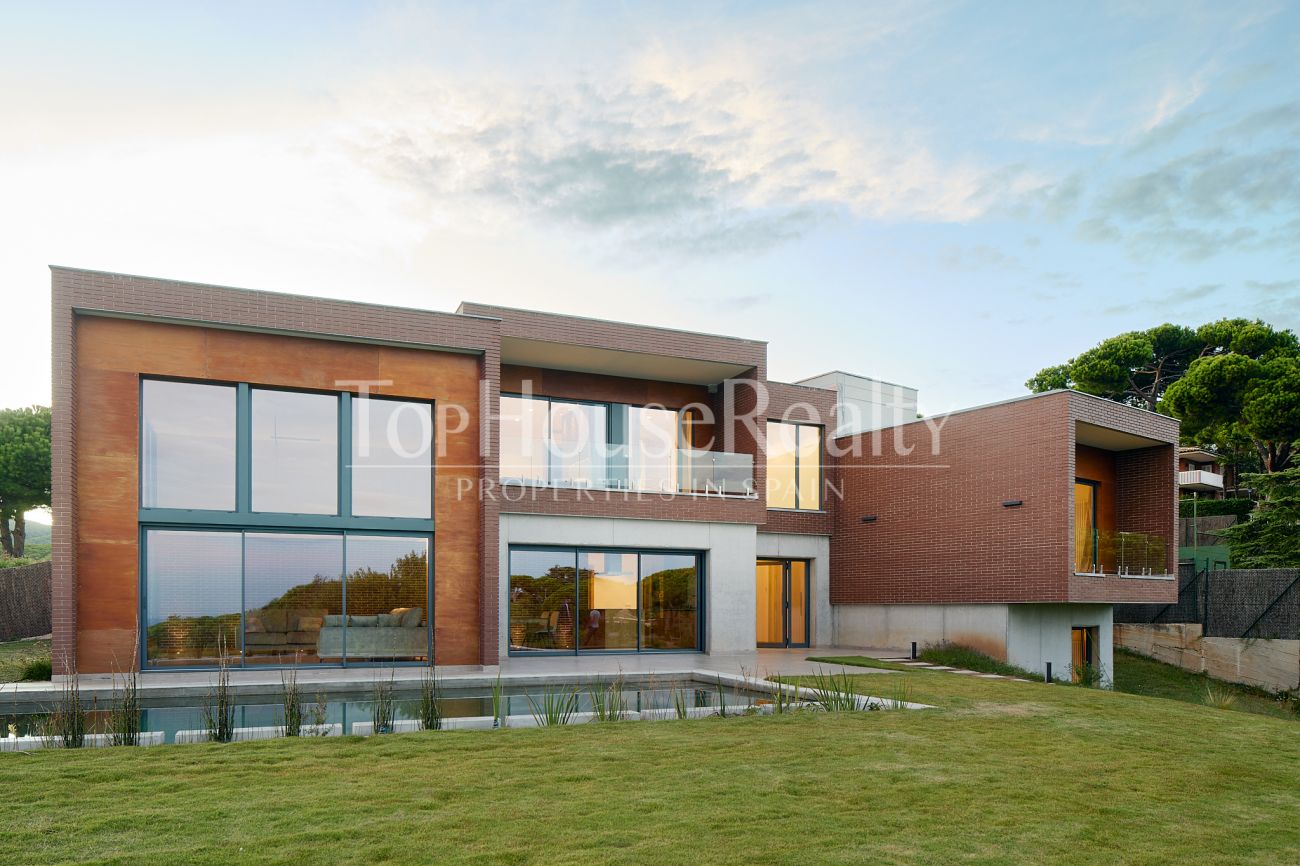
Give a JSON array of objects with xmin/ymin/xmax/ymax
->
[
  {"xmin": 2, "ymin": 670, "xmax": 1298, "ymax": 864},
  {"xmin": 0, "ymin": 637, "xmax": 51, "ymax": 682},
  {"xmin": 918, "ymin": 642, "xmax": 1045, "ymax": 680},
  {"xmin": 806, "ymin": 654, "xmax": 913, "ymax": 671},
  {"xmin": 1112, "ymin": 648, "xmax": 1296, "ymax": 721}
]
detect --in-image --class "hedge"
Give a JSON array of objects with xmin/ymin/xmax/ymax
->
[{"xmin": 1179, "ymin": 497, "xmax": 1255, "ymax": 519}]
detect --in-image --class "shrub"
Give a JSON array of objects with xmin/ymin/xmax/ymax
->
[
  {"xmin": 1179, "ymin": 497, "xmax": 1255, "ymax": 519},
  {"xmin": 20, "ymin": 657, "xmax": 52, "ymax": 681}
]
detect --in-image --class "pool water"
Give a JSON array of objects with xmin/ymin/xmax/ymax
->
[{"xmin": 2, "ymin": 680, "xmax": 767, "ymax": 743}]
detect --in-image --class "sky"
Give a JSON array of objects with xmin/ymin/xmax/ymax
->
[{"xmin": 3, "ymin": 0, "xmax": 1299, "ymax": 423}]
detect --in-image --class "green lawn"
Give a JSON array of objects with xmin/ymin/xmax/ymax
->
[
  {"xmin": 0, "ymin": 637, "xmax": 50, "ymax": 682},
  {"xmin": 1112, "ymin": 648, "xmax": 1296, "ymax": 720},
  {"xmin": 3, "ymin": 669, "xmax": 1299, "ymax": 864}
]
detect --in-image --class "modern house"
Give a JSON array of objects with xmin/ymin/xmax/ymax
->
[
  {"xmin": 50, "ymin": 267, "xmax": 1178, "ymax": 682},
  {"xmin": 1178, "ymin": 447, "xmax": 1230, "ymax": 498}
]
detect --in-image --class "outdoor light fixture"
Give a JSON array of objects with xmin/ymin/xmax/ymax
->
[
  {"xmin": 861, "ymin": 515, "xmax": 877, "ymax": 523},
  {"xmin": 1002, "ymin": 500, "xmax": 1023, "ymax": 508}
]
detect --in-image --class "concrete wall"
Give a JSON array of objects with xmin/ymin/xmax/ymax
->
[
  {"xmin": 756, "ymin": 532, "xmax": 832, "ymax": 646},
  {"xmin": 833, "ymin": 601, "xmax": 1114, "ymax": 682},
  {"xmin": 833, "ymin": 604, "xmax": 1011, "ymax": 658},
  {"xmin": 1007, "ymin": 603, "xmax": 1113, "ymax": 683},
  {"xmin": 498, "ymin": 513, "xmax": 758, "ymax": 662},
  {"xmin": 1115, "ymin": 622, "xmax": 1300, "ymax": 692}
]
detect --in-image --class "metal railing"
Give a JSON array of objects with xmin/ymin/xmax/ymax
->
[{"xmin": 1077, "ymin": 530, "xmax": 1171, "ymax": 576}]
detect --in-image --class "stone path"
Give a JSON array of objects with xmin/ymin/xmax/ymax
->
[{"xmin": 879, "ymin": 658, "xmax": 1035, "ymax": 683}]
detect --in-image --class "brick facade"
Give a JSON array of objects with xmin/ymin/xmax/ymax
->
[
  {"xmin": 51, "ymin": 268, "xmax": 1181, "ymax": 672},
  {"xmin": 830, "ymin": 391, "xmax": 1179, "ymax": 607}
]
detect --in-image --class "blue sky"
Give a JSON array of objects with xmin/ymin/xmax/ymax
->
[{"xmin": 3, "ymin": 0, "xmax": 1298, "ymax": 416}]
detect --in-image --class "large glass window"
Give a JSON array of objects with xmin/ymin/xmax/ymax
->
[
  {"xmin": 509, "ymin": 548, "xmax": 576, "ymax": 652},
  {"xmin": 352, "ymin": 398, "xmax": 433, "ymax": 518},
  {"xmin": 243, "ymin": 533, "xmax": 343, "ymax": 665},
  {"xmin": 343, "ymin": 535, "xmax": 430, "ymax": 662},
  {"xmin": 500, "ymin": 395, "xmax": 548, "ymax": 485},
  {"xmin": 766, "ymin": 421, "xmax": 821, "ymax": 510},
  {"xmin": 141, "ymin": 380, "xmax": 237, "ymax": 510},
  {"xmin": 252, "ymin": 389, "xmax": 339, "ymax": 514},
  {"xmin": 578, "ymin": 551, "xmax": 638, "ymax": 650},
  {"xmin": 143, "ymin": 528, "xmax": 429, "ymax": 668},
  {"xmin": 640, "ymin": 553, "xmax": 699, "ymax": 650},
  {"xmin": 550, "ymin": 401, "xmax": 608, "ymax": 488},
  {"xmin": 144, "ymin": 529, "xmax": 242, "ymax": 666},
  {"xmin": 140, "ymin": 378, "xmax": 435, "ymax": 670},
  {"xmin": 627, "ymin": 406, "xmax": 679, "ymax": 493},
  {"xmin": 509, "ymin": 546, "xmax": 701, "ymax": 654}
]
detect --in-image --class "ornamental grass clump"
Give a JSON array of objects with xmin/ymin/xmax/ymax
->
[
  {"xmin": 808, "ymin": 667, "xmax": 861, "ymax": 713},
  {"xmin": 527, "ymin": 685, "xmax": 579, "ymax": 727},
  {"xmin": 108, "ymin": 667, "xmax": 141, "ymax": 746},
  {"xmin": 370, "ymin": 670, "xmax": 396, "ymax": 734},
  {"xmin": 418, "ymin": 665, "xmax": 444, "ymax": 731},
  {"xmin": 202, "ymin": 640, "xmax": 235, "ymax": 743},
  {"xmin": 280, "ymin": 664, "xmax": 303, "ymax": 737},
  {"xmin": 46, "ymin": 659, "xmax": 86, "ymax": 748}
]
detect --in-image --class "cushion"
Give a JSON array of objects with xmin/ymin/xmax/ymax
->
[
  {"xmin": 399, "ymin": 607, "xmax": 423, "ymax": 628},
  {"xmin": 296, "ymin": 616, "xmax": 324, "ymax": 632},
  {"xmin": 376, "ymin": 613, "xmax": 399, "ymax": 627},
  {"xmin": 258, "ymin": 609, "xmax": 288, "ymax": 633},
  {"xmin": 349, "ymin": 615, "xmax": 378, "ymax": 628},
  {"xmin": 323, "ymin": 614, "xmax": 345, "ymax": 627},
  {"xmin": 286, "ymin": 632, "xmax": 317, "ymax": 644},
  {"xmin": 244, "ymin": 633, "xmax": 288, "ymax": 646}
]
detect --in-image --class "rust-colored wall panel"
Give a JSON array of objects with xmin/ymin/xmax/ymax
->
[
  {"xmin": 72, "ymin": 316, "xmax": 483, "ymax": 671},
  {"xmin": 1075, "ymin": 444, "xmax": 1117, "ymax": 532}
]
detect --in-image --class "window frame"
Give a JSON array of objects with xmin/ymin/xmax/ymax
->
[
  {"xmin": 138, "ymin": 377, "xmax": 437, "ymax": 671},
  {"xmin": 765, "ymin": 420, "xmax": 824, "ymax": 512},
  {"xmin": 506, "ymin": 543, "xmax": 705, "ymax": 656},
  {"xmin": 139, "ymin": 524, "xmax": 434, "ymax": 671},
  {"xmin": 137, "ymin": 377, "xmax": 436, "ymax": 532}
]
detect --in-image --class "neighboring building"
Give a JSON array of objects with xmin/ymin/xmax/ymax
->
[
  {"xmin": 50, "ymin": 267, "xmax": 1178, "ymax": 682},
  {"xmin": 1178, "ymin": 447, "xmax": 1230, "ymax": 498}
]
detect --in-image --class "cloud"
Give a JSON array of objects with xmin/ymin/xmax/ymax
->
[
  {"xmin": 1101, "ymin": 282, "xmax": 1225, "ymax": 316},
  {"xmin": 346, "ymin": 57, "xmax": 1021, "ymax": 256}
]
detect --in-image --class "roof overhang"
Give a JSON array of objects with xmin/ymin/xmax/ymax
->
[
  {"xmin": 500, "ymin": 336, "xmax": 752, "ymax": 385},
  {"xmin": 1075, "ymin": 421, "xmax": 1170, "ymax": 451}
]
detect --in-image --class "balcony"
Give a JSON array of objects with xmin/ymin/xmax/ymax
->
[
  {"xmin": 1075, "ymin": 530, "xmax": 1171, "ymax": 577},
  {"xmin": 1178, "ymin": 469, "xmax": 1223, "ymax": 492},
  {"xmin": 500, "ymin": 437, "xmax": 754, "ymax": 497}
]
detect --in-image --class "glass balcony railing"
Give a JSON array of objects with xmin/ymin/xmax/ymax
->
[
  {"xmin": 676, "ymin": 448, "xmax": 755, "ymax": 497},
  {"xmin": 1075, "ymin": 530, "xmax": 1170, "ymax": 576},
  {"xmin": 498, "ymin": 437, "xmax": 755, "ymax": 497}
]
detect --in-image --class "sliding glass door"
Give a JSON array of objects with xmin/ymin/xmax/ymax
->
[{"xmin": 508, "ymin": 546, "xmax": 702, "ymax": 654}]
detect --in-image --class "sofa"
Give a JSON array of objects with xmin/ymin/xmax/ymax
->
[
  {"xmin": 244, "ymin": 607, "xmax": 328, "ymax": 658},
  {"xmin": 316, "ymin": 607, "xmax": 428, "ymax": 660}
]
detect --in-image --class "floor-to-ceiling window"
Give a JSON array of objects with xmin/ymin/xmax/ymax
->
[
  {"xmin": 766, "ymin": 421, "xmax": 822, "ymax": 510},
  {"xmin": 508, "ymin": 546, "xmax": 702, "ymax": 654},
  {"xmin": 139, "ymin": 379, "xmax": 435, "ymax": 669},
  {"xmin": 499, "ymin": 394, "xmax": 727, "ymax": 494}
]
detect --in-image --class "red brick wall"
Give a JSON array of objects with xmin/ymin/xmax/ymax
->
[{"xmin": 831, "ymin": 393, "xmax": 1073, "ymax": 605}]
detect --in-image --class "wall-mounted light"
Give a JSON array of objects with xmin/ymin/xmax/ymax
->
[
  {"xmin": 861, "ymin": 515, "xmax": 878, "ymax": 523},
  {"xmin": 1002, "ymin": 500, "xmax": 1024, "ymax": 508}
]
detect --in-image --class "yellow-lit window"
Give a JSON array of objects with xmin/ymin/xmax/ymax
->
[{"xmin": 766, "ymin": 421, "xmax": 821, "ymax": 510}]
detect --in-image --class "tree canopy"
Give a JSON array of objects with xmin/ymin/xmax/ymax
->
[
  {"xmin": 1028, "ymin": 318, "xmax": 1299, "ymax": 472},
  {"xmin": 0, "ymin": 405, "xmax": 52, "ymax": 557},
  {"xmin": 1220, "ymin": 469, "xmax": 1300, "ymax": 567}
]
